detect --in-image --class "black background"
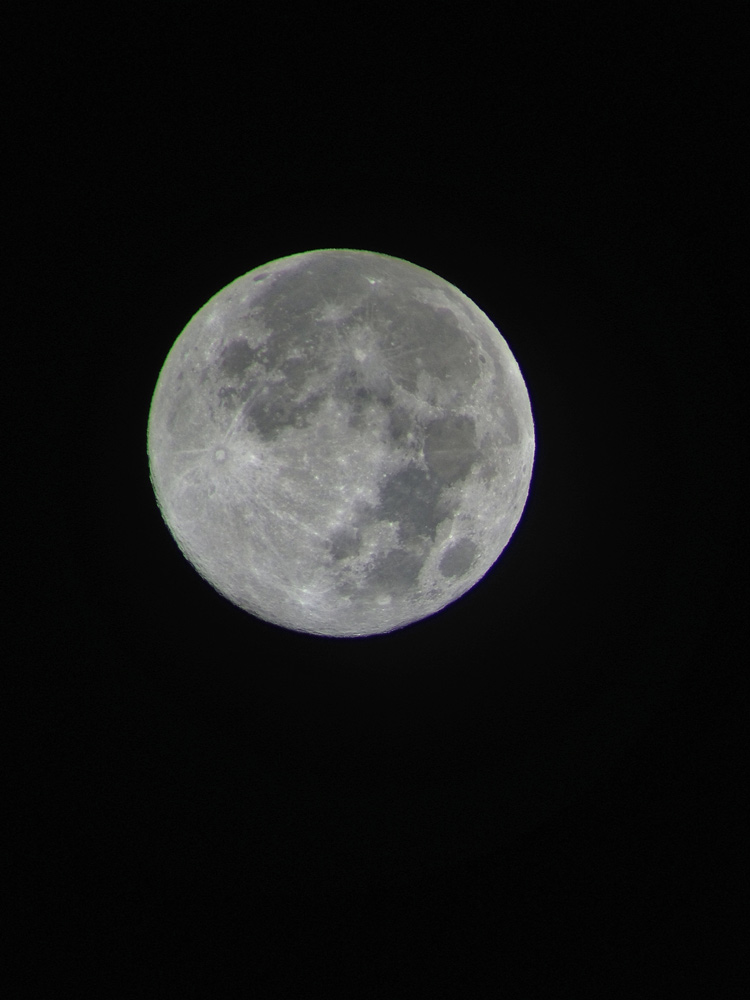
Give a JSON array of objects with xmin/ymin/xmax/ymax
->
[{"xmin": 9, "ymin": 5, "xmax": 744, "ymax": 994}]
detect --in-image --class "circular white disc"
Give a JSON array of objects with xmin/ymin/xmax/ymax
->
[{"xmin": 147, "ymin": 249, "xmax": 534, "ymax": 637}]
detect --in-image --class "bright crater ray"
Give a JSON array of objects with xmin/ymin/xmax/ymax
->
[{"xmin": 147, "ymin": 249, "xmax": 535, "ymax": 637}]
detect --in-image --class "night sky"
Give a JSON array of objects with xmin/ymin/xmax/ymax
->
[{"xmin": 9, "ymin": 6, "xmax": 743, "ymax": 994}]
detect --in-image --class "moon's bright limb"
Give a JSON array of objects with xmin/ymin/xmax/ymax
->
[{"xmin": 147, "ymin": 249, "xmax": 534, "ymax": 637}]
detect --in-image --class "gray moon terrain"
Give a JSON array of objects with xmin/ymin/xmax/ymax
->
[{"xmin": 147, "ymin": 249, "xmax": 535, "ymax": 637}]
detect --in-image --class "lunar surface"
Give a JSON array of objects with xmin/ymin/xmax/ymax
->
[{"xmin": 147, "ymin": 249, "xmax": 534, "ymax": 637}]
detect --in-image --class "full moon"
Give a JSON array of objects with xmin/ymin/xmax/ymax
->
[{"xmin": 147, "ymin": 249, "xmax": 534, "ymax": 637}]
